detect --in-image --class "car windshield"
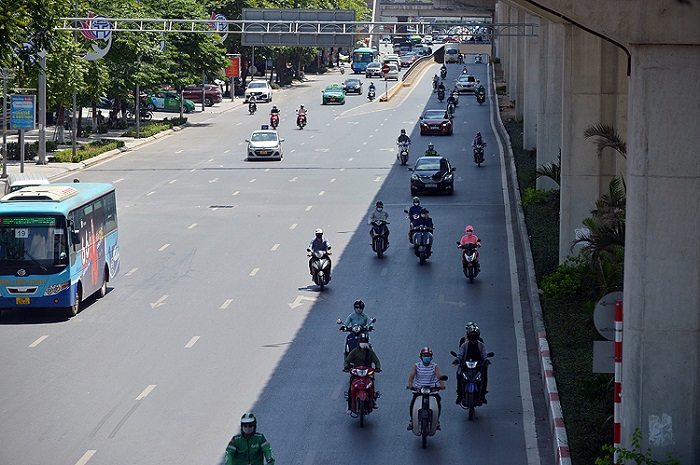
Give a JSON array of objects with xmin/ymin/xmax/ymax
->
[
  {"xmin": 424, "ymin": 110, "xmax": 447, "ymax": 119},
  {"xmin": 251, "ymin": 132, "xmax": 278, "ymax": 142},
  {"xmin": 415, "ymin": 159, "xmax": 443, "ymax": 171},
  {"xmin": 248, "ymin": 82, "xmax": 267, "ymax": 89},
  {"xmin": 345, "ymin": 79, "xmax": 360, "ymax": 85},
  {"xmin": 325, "ymin": 86, "xmax": 342, "ymax": 91}
]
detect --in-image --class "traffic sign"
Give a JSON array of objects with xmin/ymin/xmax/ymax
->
[{"xmin": 382, "ymin": 64, "xmax": 390, "ymax": 74}]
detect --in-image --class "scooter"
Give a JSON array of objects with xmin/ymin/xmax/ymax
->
[
  {"xmin": 437, "ymin": 88, "xmax": 445, "ymax": 102},
  {"xmin": 270, "ymin": 113, "xmax": 280, "ymax": 129},
  {"xmin": 440, "ymin": 67, "xmax": 447, "ymax": 79},
  {"xmin": 307, "ymin": 249, "xmax": 331, "ymax": 290},
  {"xmin": 336, "ymin": 319, "xmax": 376, "ymax": 357},
  {"xmin": 474, "ymin": 54, "xmax": 483, "ymax": 64},
  {"xmin": 451, "ymin": 349, "xmax": 493, "ymax": 420},
  {"xmin": 370, "ymin": 220, "xmax": 390, "ymax": 258},
  {"xmin": 368, "ymin": 88, "xmax": 376, "ymax": 101},
  {"xmin": 412, "ymin": 224, "xmax": 434, "ymax": 265},
  {"xmin": 397, "ymin": 141, "xmax": 410, "ymax": 166},
  {"xmin": 476, "ymin": 91, "xmax": 485, "ymax": 105},
  {"xmin": 296, "ymin": 113, "xmax": 307, "ymax": 129},
  {"xmin": 462, "ymin": 66, "xmax": 468, "ymax": 75},
  {"xmin": 473, "ymin": 143, "xmax": 485, "ymax": 166},
  {"xmin": 446, "ymin": 101, "xmax": 456, "ymax": 119},
  {"xmin": 340, "ymin": 63, "xmax": 345, "ymax": 74},
  {"xmin": 248, "ymin": 101, "xmax": 257, "ymax": 115},
  {"xmin": 345, "ymin": 366, "xmax": 380, "ymax": 427},
  {"xmin": 432, "ymin": 79, "xmax": 438, "ymax": 92},
  {"xmin": 408, "ymin": 376, "xmax": 448, "ymax": 448},
  {"xmin": 457, "ymin": 241, "xmax": 481, "ymax": 283}
]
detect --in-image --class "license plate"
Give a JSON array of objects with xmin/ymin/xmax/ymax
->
[
  {"xmin": 16, "ymin": 297, "xmax": 30, "ymax": 305},
  {"xmin": 425, "ymin": 183, "xmax": 438, "ymax": 188},
  {"xmin": 258, "ymin": 150, "xmax": 269, "ymax": 155}
]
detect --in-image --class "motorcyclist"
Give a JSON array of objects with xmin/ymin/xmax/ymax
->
[
  {"xmin": 397, "ymin": 128, "xmax": 411, "ymax": 146},
  {"xmin": 437, "ymin": 81, "xmax": 446, "ymax": 93},
  {"xmin": 225, "ymin": 413, "xmax": 275, "ymax": 465},
  {"xmin": 453, "ymin": 323, "xmax": 490, "ymax": 404},
  {"xmin": 406, "ymin": 196, "xmax": 422, "ymax": 241},
  {"xmin": 472, "ymin": 131, "xmax": 485, "ymax": 147},
  {"xmin": 307, "ymin": 228, "xmax": 331, "ymax": 276},
  {"xmin": 413, "ymin": 208, "xmax": 434, "ymax": 230},
  {"xmin": 424, "ymin": 142, "xmax": 439, "ymax": 157},
  {"xmin": 344, "ymin": 332, "xmax": 381, "ymax": 413},
  {"xmin": 270, "ymin": 105, "xmax": 280, "ymax": 117},
  {"xmin": 407, "ymin": 347, "xmax": 446, "ymax": 430},
  {"xmin": 475, "ymin": 53, "xmax": 482, "ymax": 63},
  {"xmin": 432, "ymin": 74, "xmax": 439, "ymax": 90},
  {"xmin": 447, "ymin": 90, "xmax": 458, "ymax": 106},
  {"xmin": 440, "ymin": 63, "xmax": 447, "ymax": 76},
  {"xmin": 296, "ymin": 104, "xmax": 307, "ymax": 125},
  {"xmin": 475, "ymin": 80, "xmax": 485, "ymax": 96},
  {"xmin": 343, "ymin": 300, "xmax": 373, "ymax": 328},
  {"xmin": 459, "ymin": 225, "xmax": 481, "ymax": 246},
  {"xmin": 462, "ymin": 65, "xmax": 468, "ymax": 74},
  {"xmin": 368, "ymin": 82, "xmax": 376, "ymax": 94},
  {"xmin": 248, "ymin": 95, "xmax": 257, "ymax": 113},
  {"xmin": 368, "ymin": 200, "xmax": 390, "ymax": 245}
]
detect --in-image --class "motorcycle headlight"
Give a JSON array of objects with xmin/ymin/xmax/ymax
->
[
  {"xmin": 420, "ymin": 386, "xmax": 431, "ymax": 394},
  {"xmin": 466, "ymin": 361, "xmax": 478, "ymax": 369},
  {"xmin": 356, "ymin": 368, "xmax": 369, "ymax": 377},
  {"xmin": 44, "ymin": 281, "xmax": 70, "ymax": 296}
]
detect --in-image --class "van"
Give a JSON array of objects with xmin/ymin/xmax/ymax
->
[
  {"xmin": 4, "ymin": 173, "xmax": 50, "ymax": 196},
  {"xmin": 383, "ymin": 54, "xmax": 400, "ymax": 67},
  {"xmin": 444, "ymin": 43, "xmax": 460, "ymax": 63}
]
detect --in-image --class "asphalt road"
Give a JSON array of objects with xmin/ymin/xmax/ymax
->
[{"xmin": 0, "ymin": 59, "xmax": 552, "ymax": 465}]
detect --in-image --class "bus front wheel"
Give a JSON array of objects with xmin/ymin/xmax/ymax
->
[{"xmin": 66, "ymin": 285, "xmax": 82, "ymax": 318}]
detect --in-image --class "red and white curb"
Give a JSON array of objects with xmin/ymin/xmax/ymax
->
[{"xmin": 539, "ymin": 331, "xmax": 572, "ymax": 465}]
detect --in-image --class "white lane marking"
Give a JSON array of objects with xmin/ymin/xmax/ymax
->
[
  {"xmin": 374, "ymin": 128, "xmax": 379, "ymax": 132},
  {"xmin": 169, "ymin": 179, "xmax": 177, "ymax": 184},
  {"xmin": 290, "ymin": 223, "xmax": 297, "ymax": 229},
  {"xmin": 188, "ymin": 223, "xmax": 197, "ymax": 229},
  {"xmin": 74, "ymin": 450, "xmax": 97, "ymax": 465},
  {"xmin": 305, "ymin": 206, "xmax": 313, "ymax": 211},
  {"xmin": 150, "ymin": 295, "xmax": 168, "ymax": 308},
  {"xmin": 318, "ymin": 191, "xmax": 325, "ymax": 196},
  {"xmin": 309, "ymin": 135, "xmax": 315, "ymax": 138},
  {"xmin": 125, "ymin": 268, "xmax": 138, "ymax": 276},
  {"xmin": 314, "ymin": 148, "xmax": 329, "ymax": 153},
  {"xmin": 224, "ymin": 149, "xmax": 230, "ymax": 153},
  {"xmin": 290, "ymin": 149, "xmax": 296, "ymax": 153},
  {"xmin": 113, "ymin": 178, "xmax": 124, "ymax": 183},
  {"xmin": 146, "ymin": 191, "xmax": 155, "ymax": 196},
  {"xmin": 356, "ymin": 149, "xmax": 361, "ymax": 152},
  {"xmin": 288, "ymin": 295, "xmax": 317, "ymax": 309},
  {"xmin": 233, "ymin": 191, "xmax": 240, "ymax": 196},
  {"xmin": 220, "ymin": 299, "xmax": 233, "ymax": 309},
  {"xmin": 29, "ymin": 335, "xmax": 49, "ymax": 347},
  {"xmin": 271, "ymin": 244, "xmax": 280, "ymax": 251},
  {"xmin": 348, "ymin": 158, "xmax": 353, "ymax": 162},
  {"xmin": 374, "ymin": 176, "xmax": 382, "ymax": 182},
  {"xmin": 185, "ymin": 336, "xmax": 200, "ymax": 348},
  {"xmin": 265, "ymin": 168, "xmax": 270, "ymax": 172},
  {"xmin": 249, "ymin": 268, "xmax": 260, "ymax": 276},
  {"xmin": 158, "ymin": 244, "xmax": 170, "ymax": 251},
  {"xmin": 250, "ymin": 179, "xmax": 256, "ymax": 183},
  {"xmin": 136, "ymin": 384, "xmax": 157, "ymax": 401},
  {"xmin": 190, "ymin": 168, "xmax": 196, "ymax": 172},
  {"xmin": 380, "ymin": 268, "xmax": 388, "ymax": 277},
  {"xmin": 176, "ymin": 150, "xmax": 184, "ymax": 154},
  {"xmin": 363, "ymin": 141, "xmax": 368, "ymax": 145},
  {"xmin": 330, "ymin": 178, "xmax": 336, "ymax": 183},
  {"xmin": 209, "ymin": 178, "xmax": 219, "ymax": 183},
  {"xmin": 207, "ymin": 157, "xmax": 214, "ymax": 162},
  {"xmin": 340, "ymin": 168, "xmax": 345, "ymax": 172},
  {"xmin": 289, "ymin": 177, "xmax": 298, "ymax": 182}
]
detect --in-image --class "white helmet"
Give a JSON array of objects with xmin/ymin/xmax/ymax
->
[{"xmin": 315, "ymin": 228, "xmax": 323, "ymax": 235}]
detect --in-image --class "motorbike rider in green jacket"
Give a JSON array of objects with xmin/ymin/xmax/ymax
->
[{"xmin": 225, "ymin": 413, "xmax": 275, "ymax": 465}]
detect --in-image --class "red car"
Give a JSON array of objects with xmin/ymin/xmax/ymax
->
[
  {"xmin": 420, "ymin": 109, "xmax": 453, "ymax": 135},
  {"xmin": 181, "ymin": 84, "xmax": 222, "ymax": 106}
]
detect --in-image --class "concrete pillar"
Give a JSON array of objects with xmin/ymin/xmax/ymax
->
[
  {"xmin": 622, "ymin": 44, "xmax": 700, "ymax": 463},
  {"xmin": 514, "ymin": 9, "xmax": 525, "ymax": 119},
  {"xmin": 522, "ymin": 13, "xmax": 539, "ymax": 150},
  {"xmin": 536, "ymin": 19, "xmax": 564, "ymax": 190},
  {"xmin": 558, "ymin": 27, "xmax": 626, "ymax": 262},
  {"xmin": 507, "ymin": 6, "xmax": 519, "ymax": 107}
]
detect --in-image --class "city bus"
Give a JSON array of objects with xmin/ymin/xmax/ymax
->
[
  {"xmin": 351, "ymin": 47, "xmax": 379, "ymax": 74},
  {"xmin": 0, "ymin": 183, "xmax": 119, "ymax": 317}
]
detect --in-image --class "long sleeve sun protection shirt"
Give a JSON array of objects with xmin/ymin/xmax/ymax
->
[{"xmin": 225, "ymin": 432, "xmax": 274, "ymax": 465}]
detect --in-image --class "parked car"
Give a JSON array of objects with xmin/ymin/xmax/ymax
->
[
  {"xmin": 455, "ymin": 74, "xmax": 478, "ymax": 94},
  {"xmin": 181, "ymin": 84, "xmax": 222, "ymax": 106},
  {"xmin": 144, "ymin": 91, "xmax": 195, "ymax": 113},
  {"xmin": 419, "ymin": 109, "xmax": 453, "ymax": 135},
  {"xmin": 365, "ymin": 62, "xmax": 383, "ymax": 78},
  {"xmin": 383, "ymin": 63, "xmax": 400, "ymax": 81},
  {"xmin": 245, "ymin": 80, "xmax": 272, "ymax": 103},
  {"xmin": 321, "ymin": 84, "xmax": 346, "ymax": 105},
  {"xmin": 245, "ymin": 127, "xmax": 284, "ymax": 161},
  {"xmin": 409, "ymin": 156, "xmax": 455, "ymax": 195},
  {"xmin": 342, "ymin": 78, "xmax": 363, "ymax": 94}
]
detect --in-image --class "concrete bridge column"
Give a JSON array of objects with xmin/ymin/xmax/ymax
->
[
  {"xmin": 623, "ymin": 44, "xmax": 700, "ymax": 461},
  {"xmin": 506, "ymin": 5, "xmax": 518, "ymax": 108},
  {"xmin": 558, "ymin": 27, "xmax": 625, "ymax": 262},
  {"xmin": 522, "ymin": 13, "xmax": 539, "ymax": 150},
  {"xmin": 536, "ymin": 19, "xmax": 564, "ymax": 190}
]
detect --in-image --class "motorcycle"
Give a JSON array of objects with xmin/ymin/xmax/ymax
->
[
  {"xmin": 340, "ymin": 63, "xmax": 345, "ymax": 74},
  {"xmin": 449, "ymin": 91, "xmax": 459, "ymax": 106},
  {"xmin": 408, "ymin": 375, "xmax": 448, "ymax": 448},
  {"xmin": 296, "ymin": 113, "xmax": 307, "ymax": 129},
  {"xmin": 440, "ymin": 67, "xmax": 447, "ymax": 79},
  {"xmin": 412, "ymin": 224, "xmax": 434, "ymax": 265},
  {"xmin": 345, "ymin": 366, "xmax": 379, "ymax": 427},
  {"xmin": 457, "ymin": 241, "xmax": 480, "ymax": 283},
  {"xmin": 437, "ymin": 88, "xmax": 445, "ymax": 102},
  {"xmin": 474, "ymin": 54, "xmax": 483, "ymax": 64},
  {"xmin": 397, "ymin": 141, "xmax": 410, "ymax": 166},
  {"xmin": 126, "ymin": 107, "xmax": 153, "ymax": 122},
  {"xmin": 473, "ymin": 143, "xmax": 485, "ymax": 166},
  {"xmin": 248, "ymin": 102, "xmax": 257, "ymax": 115},
  {"xmin": 451, "ymin": 349, "xmax": 494, "ymax": 420},
  {"xmin": 370, "ymin": 220, "xmax": 390, "ymax": 258},
  {"xmin": 336, "ymin": 319, "xmax": 376, "ymax": 357},
  {"xmin": 307, "ymin": 249, "xmax": 331, "ymax": 290},
  {"xmin": 476, "ymin": 91, "xmax": 485, "ymax": 105},
  {"xmin": 446, "ymin": 101, "xmax": 456, "ymax": 119},
  {"xmin": 270, "ymin": 113, "xmax": 280, "ymax": 129},
  {"xmin": 462, "ymin": 66, "xmax": 468, "ymax": 75},
  {"xmin": 368, "ymin": 88, "xmax": 376, "ymax": 101}
]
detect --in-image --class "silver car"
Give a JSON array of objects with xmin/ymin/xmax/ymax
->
[
  {"xmin": 246, "ymin": 129, "xmax": 284, "ymax": 161},
  {"xmin": 455, "ymin": 74, "xmax": 478, "ymax": 94},
  {"xmin": 365, "ymin": 62, "xmax": 383, "ymax": 78}
]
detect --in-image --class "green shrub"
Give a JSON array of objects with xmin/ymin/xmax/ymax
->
[
  {"xmin": 491, "ymin": 57, "xmax": 501, "ymax": 64},
  {"xmin": 53, "ymin": 139, "xmax": 125, "ymax": 162},
  {"xmin": 269, "ymin": 82, "xmax": 281, "ymax": 90},
  {"xmin": 596, "ymin": 429, "xmax": 681, "ymax": 465},
  {"xmin": 540, "ymin": 256, "xmax": 589, "ymax": 301},
  {"xmin": 164, "ymin": 116, "xmax": 187, "ymax": 126},
  {"xmin": 5, "ymin": 141, "xmax": 58, "ymax": 160},
  {"xmin": 122, "ymin": 121, "xmax": 173, "ymax": 138},
  {"xmin": 521, "ymin": 187, "xmax": 551, "ymax": 206}
]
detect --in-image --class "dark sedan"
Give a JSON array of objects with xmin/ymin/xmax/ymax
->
[
  {"xmin": 419, "ymin": 109, "xmax": 453, "ymax": 135},
  {"xmin": 342, "ymin": 77, "xmax": 363, "ymax": 94},
  {"xmin": 409, "ymin": 156, "xmax": 455, "ymax": 195}
]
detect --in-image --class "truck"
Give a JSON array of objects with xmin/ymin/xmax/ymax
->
[{"xmin": 444, "ymin": 43, "xmax": 460, "ymax": 63}]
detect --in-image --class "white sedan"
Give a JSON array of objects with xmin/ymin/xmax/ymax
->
[
  {"xmin": 455, "ymin": 74, "xmax": 478, "ymax": 94},
  {"xmin": 245, "ymin": 128, "xmax": 284, "ymax": 161},
  {"xmin": 245, "ymin": 80, "xmax": 273, "ymax": 103}
]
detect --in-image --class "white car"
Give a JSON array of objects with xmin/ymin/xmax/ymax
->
[
  {"xmin": 383, "ymin": 63, "xmax": 400, "ymax": 81},
  {"xmin": 365, "ymin": 62, "xmax": 383, "ymax": 78},
  {"xmin": 245, "ymin": 80, "xmax": 272, "ymax": 103},
  {"xmin": 455, "ymin": 74, "xmax": 478, "ymax": 94},
  {"xmin": 245, "ymin": 128, "xmax": 284, "ymax": 161}
]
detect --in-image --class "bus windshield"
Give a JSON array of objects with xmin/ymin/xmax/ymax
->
[
  {"xmin": 352, "ymin": 51, "xmax": 374, "ymax": 64},
  {"xmin": 0, "ymin": 216, "xmax": 69, "ymax": 270}
]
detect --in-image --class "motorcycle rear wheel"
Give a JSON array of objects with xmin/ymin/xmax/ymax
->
[
  {"xmin": 468, "ymin": 266, "xmax": 474, "ymax": 283},
  {"xmin": 358, "ymin": 399, "xmax": 365, "ymax": 427},
  {"xmin": 421, "ymin": 423, "xmax": 428, "ymax": 448},
  {"xmin": 419, "ymin": 251, "xmax": 426, "ymax": 265},
  {"xmin": 467, "ymin": 392, "xmax": 476, "ymax": 420}
]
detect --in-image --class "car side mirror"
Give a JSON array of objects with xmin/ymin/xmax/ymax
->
[
  {"xmin": 244, "ymin": 140, "xmax": 250, "ymax": 143},
  {"xmin": 452, "ymin": 167, "xmax": 456, "ymax": 171},
  {"xmin": 280, "ymin": 139, "xmax": 285, "ymax": 142},
  {"xmin": 419, "ymin": 116, "xmax": 423, "ymax": 120}
]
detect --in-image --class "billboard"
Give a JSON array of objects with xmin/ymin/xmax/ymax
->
[{"xmin": 242, "ymin": 9, "xmax": 356, "ymax": 47}]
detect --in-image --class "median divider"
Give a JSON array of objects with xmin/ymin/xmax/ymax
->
[{"xmin": 380, "ymin": 49, "xmax": 442, "ymax": 102}]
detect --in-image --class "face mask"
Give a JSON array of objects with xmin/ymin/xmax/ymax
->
[
  {"xmin": 242, "ymin": 425, "xmax": 254, "ymax": 434},
  {"xmin": 377, "ymin": 207, "xmax": 383, "ymax": 212},
  {"xmin": 467, "ymin": 334, "xmax": 477, "ymax": 342},
  {"xmin": 359, "ymin": 342, "xmax": 369, "ymax": 349},
  {"xmin": 354, "ymin": 308, "xmax": 363, "ymax": 315},
  {"xmin": 422, "ymin": 357, "xmax": 432, "ymax": 364}
]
